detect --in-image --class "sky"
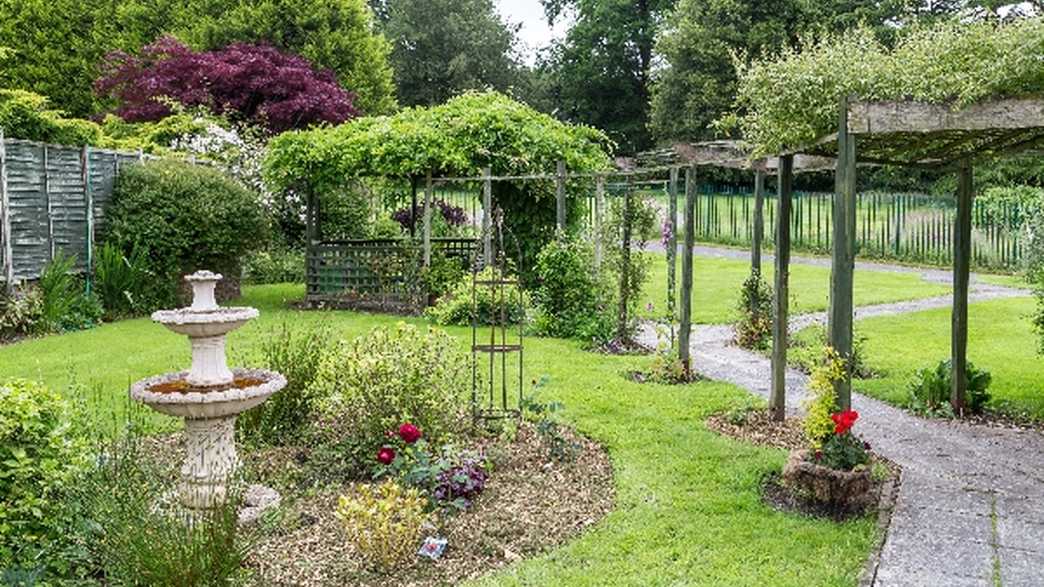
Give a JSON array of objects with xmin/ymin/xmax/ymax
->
[{"xmin": 494, "ymin": 0, "xmax": 572, "ymax": 64}]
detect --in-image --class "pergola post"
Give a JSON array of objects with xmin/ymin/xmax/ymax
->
[
  {"xmin": 423, "ymin": 170, "xmax": 433, "ymax": 267},
  {"xmin": 409, "ymin": 176, "xmax": 418, "ymax": 238},
  {"xmin": 770, "ymin": 155, "xmax": 794, "ymax": 421},
  {"xmin": 482, "ymin": 167, "xmax": 492, "ymax": 267},
  {"xmin": 594, "ymin": 174, "xmax": 605, "ymax": 272},
  {"xmin": 752, "ymin": 169, "xmax": 766, "ymax": 274},
  {"xmin": 951, "ymin": 160, "xmax": 973, "ymax": 412},
  {"xmin": 556, "ymin": 160, "xmax": 566, "ymax": 233},
  {"xmin": 304, "ymin": 184, "xmax": 318, "ymax": 299},
  {"xmin": 618, "ymin": 186, "xmax": 633, "ymax": 341},
  {"xmin": 679, "ymin": 165, "xmax": 696, "ymax": 374},
  {"xmin": 829, "ymin": 96, "xmax": 857, "ymax": 411},
  {"xmin": 667, "ymin": 167, "xmax": 679, "ymax": 323}
]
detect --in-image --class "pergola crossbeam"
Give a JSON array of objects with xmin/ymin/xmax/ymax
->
[{"xmin": 848, "ymin": 99, "xmax": 1044, "ymax": 135}]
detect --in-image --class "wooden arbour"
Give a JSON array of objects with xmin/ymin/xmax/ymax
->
[
  {"xmin": 631, "ymin": 141, "xmax": 837, "ymax": 415},
  {"xmin": 797, "ymin": 97, "xmax": 1044, "ymax": 412}
]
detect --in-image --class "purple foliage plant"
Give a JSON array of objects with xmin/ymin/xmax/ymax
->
[{"xmin": 95, "ymin": 36, "xmax": 358, "ymax": 132}]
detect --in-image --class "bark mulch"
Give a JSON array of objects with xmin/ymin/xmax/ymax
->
[{"xmin": 246, "ymin": 423, "xmax": 614, "ymax": 586}]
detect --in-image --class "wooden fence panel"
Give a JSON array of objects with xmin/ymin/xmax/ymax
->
[
  {"xmin": 0, "ymin": 138, "xmax": 151, "ymax": 285},
  {"xmin": 5, "ymin": 142, "xmax": 49, "ymax": 280}
]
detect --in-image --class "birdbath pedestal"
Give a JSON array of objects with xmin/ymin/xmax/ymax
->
[{"xmin": 130, "ymin": 271, "xmax": 285, "ymax": 519}]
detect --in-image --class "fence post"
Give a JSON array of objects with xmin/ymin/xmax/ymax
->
[
  {"xmin": 482, "ymin": 167, "xmax": 492, "ymax": 267},
  {"xmin": 0, "ymin": 130, "xmax": 11, "ymax": 291},
  {"xmin": 951, "ymin": 160, "xmax": 973, "ymax": 412},
  {"xmin": 43, "ymin": 145, "xmax": 54, "ymax": 261},
  {"xmin": 82, "ymin": 145, "xmax": 93, "ymax": 294},
  {"xmin": 423, "ymin": 170, "xmax": 433, "ymax": 267},
  {"xmin": 679, "ymin": 165, "xmax": 696, "ymax": 375},
  {"xmin": 770, "ymin": 155, "xmax": 794, "ymax": 422},
  {"xmin": 752, "ymin": 169, "xmax": 766, "ymax": 273},
  {"xmin": 556, "ymin": 160, "xmax": 566, "ymax": 234},
  {"xmin": 594, "ymin": 174, "xmax": 605, "ymax": 272}
]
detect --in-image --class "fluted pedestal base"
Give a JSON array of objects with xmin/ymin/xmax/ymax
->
[{"xmin": 179, "ymin": 416, "xmax": 239, "ymax": 510}]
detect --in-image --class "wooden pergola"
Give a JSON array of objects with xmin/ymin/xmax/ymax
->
[
  {"xmin": 631, "ymin": 140, "xmax": 836, "ymax": 417},
  {"xmin": 798, "ymin": 97, "xmax": 1044, "ymax": 412}
]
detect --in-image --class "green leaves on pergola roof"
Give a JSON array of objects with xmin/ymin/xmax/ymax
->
[
  {"xmin": 729, "ymin": 18, "xmax": 1044, "ymax": 157},
  {"xmin": 263, "ymin": 91, "xmax": 614, "ymax": 194}
]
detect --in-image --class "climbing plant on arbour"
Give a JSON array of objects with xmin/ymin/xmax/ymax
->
[{"xmin": 263, "ymin": 91, "xmax": 614, "ymax": 280}]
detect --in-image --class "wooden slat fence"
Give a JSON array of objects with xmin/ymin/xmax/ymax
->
[{"xmin": 0, "ymin": 135, "xmax": 150, "ymax": 285}]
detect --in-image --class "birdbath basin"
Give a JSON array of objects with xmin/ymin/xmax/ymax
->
[{"xmin": 130, "ymin": 270, "xmax": 286, "ymax": 514}]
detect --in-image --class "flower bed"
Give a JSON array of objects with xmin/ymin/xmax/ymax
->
[{"xmin": 245, "ymin": 423, "xmax": 613, "ymax": 585}]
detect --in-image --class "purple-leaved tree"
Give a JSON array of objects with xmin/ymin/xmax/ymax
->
[{"xmin": 96, "ymin": 36, "xmax": 359, "ymax": 132}]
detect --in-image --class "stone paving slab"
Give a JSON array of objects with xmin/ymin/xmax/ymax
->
[{"xmin": 998, "ymin": 546, "xmax": 1044, "ymax": 587}]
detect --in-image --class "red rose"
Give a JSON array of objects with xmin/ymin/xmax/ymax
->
[
  {"xmin": 814, "ymin": 450, "xmax": 823, "ymax": 461},
  {"xmin": 398, "ymin": 422, "xmax": 422, "ymax": 444},
  {"xmin": 377, "ymin": 446, "xmax": 396, "ymax": 465},
  {"xmin": 830, "ymin": 410, "xmax": 859, "ymax": 435}
]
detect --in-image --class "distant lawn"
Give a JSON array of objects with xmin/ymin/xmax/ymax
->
[
  {"xmin": 791, "ymin": 296, "xmax": 1044, "ymax": 421},
  {"xmin": 0, "ymin": 284, "xmax": 876, "ymax": 585},
  {"xmin": 640, "ymin": 252, "xmax": 951, "ymax": 324}
]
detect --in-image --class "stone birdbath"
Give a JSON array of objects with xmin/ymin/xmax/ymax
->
[{"xmin": 130, "ymin": 270, "xmax": 286, "ymax": 518}]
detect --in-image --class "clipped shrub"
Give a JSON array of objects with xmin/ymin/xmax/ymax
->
[
  {"xmin": 238, "ymin": 321, "xmax": 333, "ymax": 446},
  {"xmin": 801, "ymin": 347, "xmax": 845, "ymax": 448},
  {"xmin": 311, "ymin": 323, "xmax": 471, "ymax": 474},
  {"xmin": 530, "ymin": 237, "xmax": 614, "ymax": 344},
  {"xmin": 426, "ymin": 266, "xmax": 528, "ymax": 326},
  {"xmin": 92, "ymin": 242, "xmax": 153, "ymax": 319},
  {"xmin": 0, "ymin": 379, "xmax": 87, "ymax": 567},
  {"xmin": 104, "ymin": 160, "xmax": 268, "ymax": 308},
  {"xmin": 735, "ymin": 270, "xmax": 773, "ymax": 350},
  {"xmin": 336, "ymin": 480, "xmax": 428, "ymax": 570},
  {"xmin": 243, "ymin": 249, "xmax": 305, "ymax": 285},
  {"xmin": 909, "ymin": 359, "xmax": 992, "ymax": 417}
]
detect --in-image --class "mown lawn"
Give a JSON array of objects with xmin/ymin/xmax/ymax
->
[
  {"xmin": 791, "ymin": 295, "xmax": 1044, "ymax": 421},
  {"xmin": 640, "ymin": 252, "xmax": 951, "ymax": 324},
  {"xmin": 0, "ymin": 284, "xmax": 876, "ymax": 586}
]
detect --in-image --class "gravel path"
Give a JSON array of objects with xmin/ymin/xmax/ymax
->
[{"xmin": 636, "ymin": 264, "xmax": 1043, "ymax": 585}]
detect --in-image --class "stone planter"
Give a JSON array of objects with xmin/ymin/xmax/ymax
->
[{"xmin": 782, "ymin": 449, "xmax": 873, "ymax": 509}]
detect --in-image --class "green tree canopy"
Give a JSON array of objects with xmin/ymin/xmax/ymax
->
[
  {"xmin": 0, "ymin": 0, "xmax": 396, "ymax": 117},
  {"xmin": 181, "ymin": 0, "xmax": 397, "ymax": 115},
  {"xmin": 649, "ymin": 0, "xmax": 813, "ymax": 142},
  {"xmin": 539, "ymin": 0, "xmax": 674, "ymax": 154},
  {"xmin": 730, "ymin": 17, "xmax": 1044, "ymax": 156},
  {"xmin": 383, "ymin": 0, "xmax": 523, "ymax": 107}
]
